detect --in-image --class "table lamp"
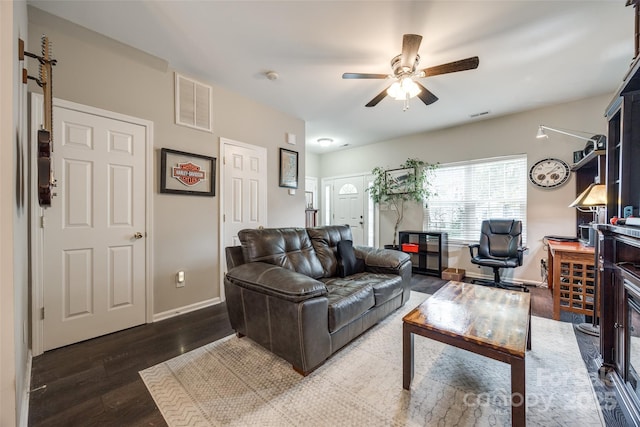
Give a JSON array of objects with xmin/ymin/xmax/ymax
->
[
  {"xmin": 569, "ymin": 183, "xmax": 607, "ymax": 223},
  {"xmin": 569, "ymin": 183, "xmax": 606, "ymax": 336}
]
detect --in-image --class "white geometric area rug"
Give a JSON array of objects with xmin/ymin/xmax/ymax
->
[{"xmin": 140, "ymin": 293, "xmax": 605, "ymax": 427}]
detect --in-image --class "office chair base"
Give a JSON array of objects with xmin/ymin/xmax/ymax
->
[
  {"xmin": 471, "ymin": 278, "xmax": 530, "ymax": 293},
  {"xmin": 575, "ymin": 323, "xmax": 600, "ymax": 337}
]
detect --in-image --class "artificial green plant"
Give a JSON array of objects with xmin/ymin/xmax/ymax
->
[{"xmin": 368, "ymin": 158, "xmax": 437, "ymax": 247}]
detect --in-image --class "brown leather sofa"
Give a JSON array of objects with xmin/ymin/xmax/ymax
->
[{"xmin": 224, "ymin": 225, "xmax": 412, "ymax": 375}]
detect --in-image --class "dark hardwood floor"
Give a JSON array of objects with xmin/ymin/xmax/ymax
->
[
  {"xmin": 28, "ymin": 303, "xmax": 233, "ymax": 426},
  {"xmin": 28, "ymin": 276, "xmax": 623, "ymax": 426}
]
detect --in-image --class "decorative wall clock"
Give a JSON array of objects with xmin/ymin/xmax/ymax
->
[{"xmin": 528, "ymin": 158, "xmax": 570, "ymax": 189}]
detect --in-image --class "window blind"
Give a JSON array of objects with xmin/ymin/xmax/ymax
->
[{"xmin": 424, "ymin": 154, "xmax": 527, "ymax": 243}]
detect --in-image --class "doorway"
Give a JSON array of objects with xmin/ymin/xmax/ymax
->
[
  {"xmin": 323, "ymin": 174, "xmax": 373, "ymax": 247},
  {"xmin": 219, "ymin": 138, "xmax": 267, "ymax": 299},
  {"xmin": 31, "ymin": 95, "xmax": 153, "ymax": 354}
]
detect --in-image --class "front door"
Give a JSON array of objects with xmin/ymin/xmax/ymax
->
[
  {"xmin": 42, "ymin": 105, "xmax": 147, "ymax": 351},
  {"xmin": 333, "ymin": 176, "xmax": 365, "ymax": 245}
]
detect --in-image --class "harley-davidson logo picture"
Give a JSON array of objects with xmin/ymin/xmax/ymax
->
[{"xmin": 171, "ymin": 162, "xmax": 206, "ymax": 186}]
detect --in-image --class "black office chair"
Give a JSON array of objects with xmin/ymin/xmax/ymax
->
[{"xmin": 468, "ymin": 219, "xmax": 528, "ymax": 292}]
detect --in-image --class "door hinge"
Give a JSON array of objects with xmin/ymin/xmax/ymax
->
[
  {"xmin": 223, "ymin": 156, "xmax": 226, "ymax": 165},
  {"xmin": 223, "ymin": 214, "xmax": 225, "ymax": 222},
  {"xmin": 40, "ymin": 307, "xmax": 44, "ymax": 320},
  {"xmin": 40, "ymin": 215, "xmax": 45, "ymax": 228}
]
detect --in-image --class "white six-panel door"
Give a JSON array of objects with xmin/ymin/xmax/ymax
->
[
  {"xmin": 42, "ymin": 105, "xmax": 147, "ymax": 351},
  {"xmin": 222, "ymin": 139, "xmax": 267, "ymax": 250}
]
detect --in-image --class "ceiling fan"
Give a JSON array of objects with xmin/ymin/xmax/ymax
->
[{"xmin": 342, "ymin": 34, "xmax": 479, "ymax": 110}]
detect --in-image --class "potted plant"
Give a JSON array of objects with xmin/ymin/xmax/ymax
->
[{"xmin": 368, "ymin": 158, "xmax": 437, "ymax": 248}]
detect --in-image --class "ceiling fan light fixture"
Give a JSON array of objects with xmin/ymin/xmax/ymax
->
[{"xmin": 387, "ymin": 78, "xmax": 421, "ymax": 100}]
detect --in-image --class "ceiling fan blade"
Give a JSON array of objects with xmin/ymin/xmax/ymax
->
[
  {"xmin": 420, "ymin": 56, "xmax": 479, "ymax": 77},
  {"xmin": 414, "ymin": 82, "xmax": 439, "ymax": 106},
  {"xmin": 365, "ymin": 86, "xmax": 390, "ymax": 107},
  {"xmin": 400, "ymin": 34, "xmax": 422, "ymax": 70},
  {"xmin": 342, "ymin": 72, "xmax": 389, "ymax": 79}
]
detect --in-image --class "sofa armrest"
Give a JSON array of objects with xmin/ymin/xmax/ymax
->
[
  {"xmin": 225, "ymin": 262, "xmax": 327, "ymax": 302},
  {"xmin": 354, "ymin": 246, "xmax": 410, "ymax": 270}
]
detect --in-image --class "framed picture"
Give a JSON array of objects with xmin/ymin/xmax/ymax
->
[
  {"xmin": 160, "ymin": 148, "xmax": 216, "ymax": 196},
  {"xmin": 385, "ymin": 167, "xmax": 415, "ymax": 194},
  {"xmin": 279, "ymin": 148, "xmax": 298, "ymax": 189}
]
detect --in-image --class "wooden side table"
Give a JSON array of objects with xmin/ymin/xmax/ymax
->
[{"xmin": 547, "ymin": 240, "xmax": 597, "ymax": 320}]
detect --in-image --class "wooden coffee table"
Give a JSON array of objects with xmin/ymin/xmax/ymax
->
[{"xmin": 403, "ymin": 281, "xmax": 531, "ymax": 427}]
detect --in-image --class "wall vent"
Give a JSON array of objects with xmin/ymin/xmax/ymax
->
[
  {"xmin": 469, "ymin": 111, "xmax": 490, "ymax": 118},
  {"xmin": 175, "ymin": 72, "xmax": 213, "ymax": 132}
]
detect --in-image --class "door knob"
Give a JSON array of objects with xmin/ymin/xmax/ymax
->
[{"xmin": 134, "ymin": 232, "xmax": 143, "ymax": 239}]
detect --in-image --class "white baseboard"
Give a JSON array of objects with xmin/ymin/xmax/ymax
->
[{"xmin": 153, "ymin": 298, "xmax": 221, "ymax": 322}]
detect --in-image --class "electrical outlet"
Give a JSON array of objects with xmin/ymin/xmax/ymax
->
[
  {"xmin": 176, "ymin": 270, "xmax": 185, "ymax": 288},
  {"xmin": 540, "ymin": 259, "xmax": 547, "ymax": 279}
]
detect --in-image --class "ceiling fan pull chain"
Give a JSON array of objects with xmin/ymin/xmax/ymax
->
[{"xmin": 403, "ymin": 92, "xmax": 410, "ymax": 112}]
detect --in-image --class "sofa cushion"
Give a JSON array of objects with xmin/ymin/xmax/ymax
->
[
  {"xmin": 323, "ymin": 281, "xmax": 374, "ymax": 333},
  {"xmin": 336, "ymin": 239, "xmax": 365, "ymax": 277},
  {"xmin": 324, "ymin": 272, "xmax": 402, "ymax": 307},
  {"xmin": 366, "ymin": 273, "xmax": 403, "ymax": 305},
  {"xmin": 238, "ymin": 228, "xmax": 325, "ymax": 279},
  {"xmin": 308, "ymin": 225, "xmax": 353, "ymax": 277}
]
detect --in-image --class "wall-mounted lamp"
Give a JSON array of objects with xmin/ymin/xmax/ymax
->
[{"xmin": 536, "ymin": 125, "xmax": 606, "ymax": 149}]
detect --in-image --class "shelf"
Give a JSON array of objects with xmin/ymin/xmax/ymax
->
[
  {"xmin": 398, "ymin": 231, "xmax": 448, "ymax": 278},
  {"xmin": 570, "ymin": 150, "xmax": 606, "ymax": 172}
]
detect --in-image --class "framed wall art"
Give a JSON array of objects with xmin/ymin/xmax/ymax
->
[
  {"xmin": 385, "ymin": 167, "xmax": 415, "ymax": 194},
  {"xmin": 279, "ymin": 148, "xmax": 298, "ymax": 189},
  {"xmin": 160, "ymin": 148, "xmax": 216, "ymax": 196}
]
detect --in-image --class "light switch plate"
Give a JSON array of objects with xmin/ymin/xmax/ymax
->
[{"xmin": 176, "ymin": 271, "xmax": 185, "ymax": 287}]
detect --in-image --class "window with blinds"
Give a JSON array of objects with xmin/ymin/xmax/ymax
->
[{"xmin": 424, "ymin": 154, "xmax": 527, "ymax": 244}]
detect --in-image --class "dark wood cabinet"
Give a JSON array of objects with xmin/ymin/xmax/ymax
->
[
  {"xmin": 600, "ymin": 53, "xmax": 640, "ymax": 425},
  {"xmin": 398, "ymin": 231, "xmax": 448, "ymax": 277},
  {"xmin": 606, "ymin": 89, "xmax": 640, "ymax": 220},
  {"xmin": 598, "ymin": 225, "xmax": 640, "ymax": 423}
]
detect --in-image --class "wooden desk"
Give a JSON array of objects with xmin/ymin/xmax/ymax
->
[
  {"xmin": 403, "ymin": 281, "xmax": 531, "ymax": 427},
  {"xmin": 547, "ymin": 240, "xmax": 596, "ymax": 321}
]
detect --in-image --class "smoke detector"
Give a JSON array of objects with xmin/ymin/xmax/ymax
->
[{"xmin": 265, "ymin": 71, "xmax": 279, "ymax": 81}]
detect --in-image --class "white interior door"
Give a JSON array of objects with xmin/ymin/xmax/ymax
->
[
  {"xmin": 42, "ymin": 105, "xmax": 147, "ymax": 351},
  {"xmin": 333, "ymin": 176, "xmax": 365, "ymax": 245},
  {"xmin": 222, "ymin": 138, "xmax": 267, "ymax": 250}
]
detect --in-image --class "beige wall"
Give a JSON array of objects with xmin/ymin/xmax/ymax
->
[
  {"xmin": 305, "ymin": 151, "xmax": 320, "ymax": 178},
  {"xmin": 28, "ymin": 7, "xmax": 305, "ymax": 315},
  {"xmin": 318, "ymin": 94, "xmax": 612, "ymax": 284},
  {"xmin": 3, "ymin": 1, "xmax": 30, "ymax": 425}
]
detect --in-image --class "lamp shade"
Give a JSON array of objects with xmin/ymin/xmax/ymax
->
[
  {"xmin": 536, "ymin": 127, "xmax": 548, "ymax": 139},
  {"xmin": 569, "ymin": 183, "xmax": 607, "ymax": 208}
]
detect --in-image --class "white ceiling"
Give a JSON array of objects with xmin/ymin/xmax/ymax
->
[{"xmin": 29, "ymin": 1, "xmax": 635, "ymax": 153}]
